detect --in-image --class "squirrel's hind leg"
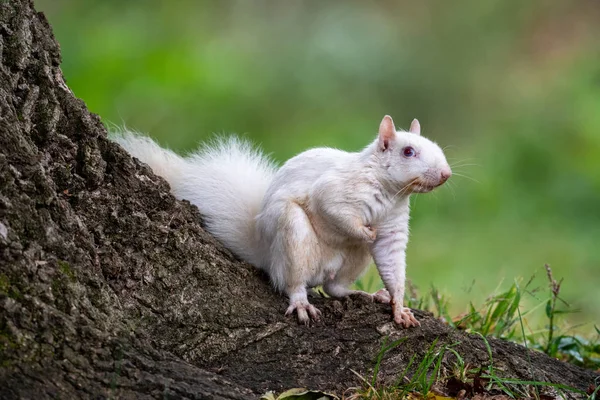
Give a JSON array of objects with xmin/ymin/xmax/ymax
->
[
  {"xmin": 322, "ymin": 248, "xmax": 390, "ymax": 303},
  {"xmin": 276, "ymin": 201, "xmax": 323, "ymax": 325}
]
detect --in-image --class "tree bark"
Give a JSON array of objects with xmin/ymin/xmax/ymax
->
[{"xmin": 0, "ymin": 1, "xmax": 597, "ymax": 399}]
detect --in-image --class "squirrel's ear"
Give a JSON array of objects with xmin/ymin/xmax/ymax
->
[
  {"xmin": 409, "ymin": 118, "xmax": 421, "ymax": 135},
  {"xmin": 378, "ymin": 115, "xmax": 396, "ymax": 151}
]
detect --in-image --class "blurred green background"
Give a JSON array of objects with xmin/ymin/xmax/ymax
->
[{"xmin": 36, "ymin": 0, "xmax": 599, "ymax": 332}]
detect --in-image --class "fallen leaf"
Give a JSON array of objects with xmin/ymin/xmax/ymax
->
[{"xmin": 260, "ymin": 388, "xmax": 339, "ymax": 400}]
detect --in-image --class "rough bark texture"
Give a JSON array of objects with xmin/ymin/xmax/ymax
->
[{"xmin": 0, "ymin": 1, "xmax": 597, "ymax": 399}]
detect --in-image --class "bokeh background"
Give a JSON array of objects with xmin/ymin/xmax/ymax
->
[{"xmin": 36, "ymin": 0, "xmax": 600, "ymax": 333}]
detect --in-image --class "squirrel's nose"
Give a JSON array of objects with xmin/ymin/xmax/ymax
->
[{"xmin": 440, "ymin": 167, "xmax": 452, "ymax": 183}]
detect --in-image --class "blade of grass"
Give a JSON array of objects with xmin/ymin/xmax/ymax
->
[{"xmin": 371, "ymin": 336, "xmax": 407, "ymax": 387}]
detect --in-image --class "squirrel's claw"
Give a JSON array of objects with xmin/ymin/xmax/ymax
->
[{"xmin": 285, "ymin": 301, "xmax": 321, "ymax": 325}]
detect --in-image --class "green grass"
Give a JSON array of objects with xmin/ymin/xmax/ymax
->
[
  {"xmin": 346, "ymin": 266, "xmax": 599, "ymax": 399},
  {"xmin": 347, "ymin": 338, "xmax": 451, "ymax": 400},
  {"xmin": 348, "ymin": 333, "xmax": 588, "ymax": 400},
  {"xmin": 348, "ymin": 327, "xmax": 592, "ymax": 400},
  {"xmin": 443, "ymin": 266, "xmax": 598, "ymax": 369}
]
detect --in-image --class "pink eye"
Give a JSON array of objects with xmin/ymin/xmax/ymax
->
[{"xmin": 402, "ymin": 146, "xmax": 416, "ymax": 158}]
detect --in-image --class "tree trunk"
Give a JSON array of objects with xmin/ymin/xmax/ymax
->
[{"xmin": 0, "ymin": 1, "xmax": 596, "ymax": 398}]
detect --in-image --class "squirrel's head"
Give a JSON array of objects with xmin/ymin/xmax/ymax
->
[{"xmin": 373, "ymin": 115, "xmax": 451, "ymax": 194}]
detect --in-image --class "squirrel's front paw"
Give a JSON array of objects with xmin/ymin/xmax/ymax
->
[
  {"xmin": 285, "ymin": 301, "xmax": 321, "ymax": 325},
  {"xmin": 391, "ymin": 299, "xmax": 420, "ymax": 328},
  {"xmin": 361, "ymin": 225, "xmax": 377, "ymax": 243}
]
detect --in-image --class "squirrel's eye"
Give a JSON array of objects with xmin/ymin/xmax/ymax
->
[{"xmin": 402, "ymin": 146, "xmax": 416, "ymax": 158}]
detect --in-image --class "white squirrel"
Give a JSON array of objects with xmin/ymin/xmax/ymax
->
[{"xmin": 113, "ymin": 115, "xmax": 451, "ymax": 327}]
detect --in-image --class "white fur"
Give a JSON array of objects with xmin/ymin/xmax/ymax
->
[{"xmin": 111, "ymin": 116, "xmax": 450, "ymax": 327}]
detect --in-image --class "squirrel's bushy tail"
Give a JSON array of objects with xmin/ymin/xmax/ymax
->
[
  {"xmin": 112, "ymin": 131, "xmax": 276, "ymax": 267},
  {"xmin": 112, "ymin": 130, "xmax": 189, "ymax": 186}
]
